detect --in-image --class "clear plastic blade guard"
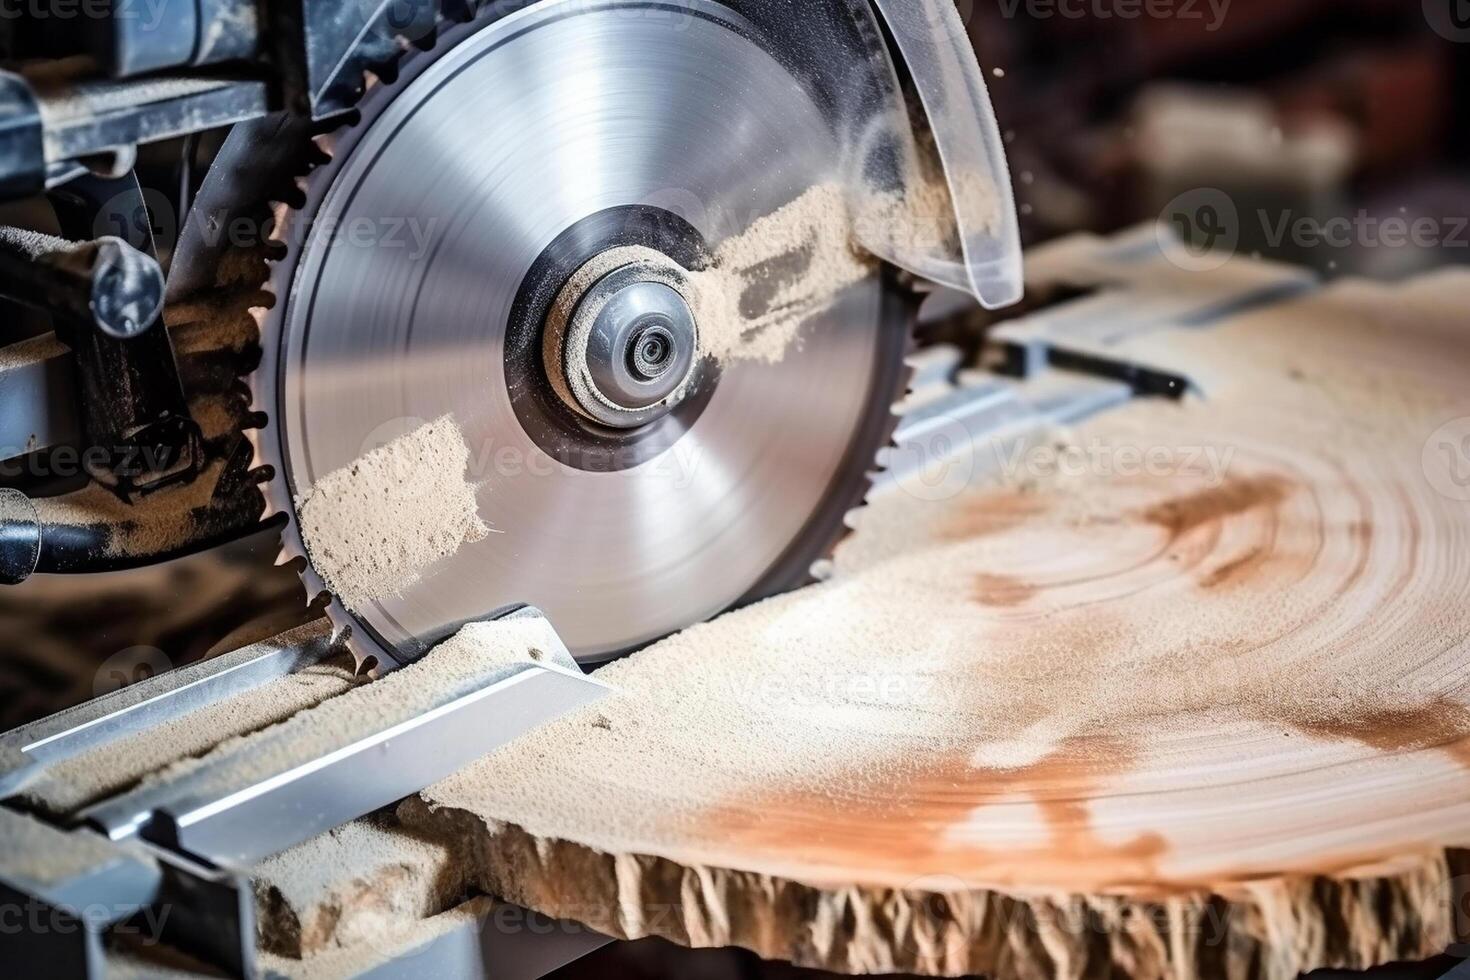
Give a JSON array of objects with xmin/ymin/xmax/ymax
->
[{"xmin": 847, "ymin": 0, "xmax": 1024, "ymax": 309}]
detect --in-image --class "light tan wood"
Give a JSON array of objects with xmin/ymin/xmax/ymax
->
[{"xmin": 402, "ymin": 265, "xmax": 1470, "ymax": 977}]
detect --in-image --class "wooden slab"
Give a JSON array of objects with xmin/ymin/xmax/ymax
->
[{"xmin": 402, "ymin": 267, "xmax": 1470, "ymax": 978}]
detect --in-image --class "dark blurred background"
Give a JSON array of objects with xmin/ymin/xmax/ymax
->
[{"xmin": 979, "ymin": 0, "xmax": 1469, "ymax": 279}]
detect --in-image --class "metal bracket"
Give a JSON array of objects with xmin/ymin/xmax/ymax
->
[
  {"xmin": 0, "ymin": 71, "xmax": 43, "ymax": 199},
  {"xmin": 0, "ymin": 808, "xmax": 163, "ymax": 980}
]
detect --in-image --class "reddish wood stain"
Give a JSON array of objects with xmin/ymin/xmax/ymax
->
[
  {"xmin": 711, "ymin": 737, "xmax": 1165, "ymax": 890},
  {"xmin": 940, "ymin": 491, "xmax": 1049, "ymax": 542},
  {"xmin": 972, "ymin": 574, "xmax": 1037, "ymax": 607},
  {"xmin": 1143, "ymin": 475, "xmax": 1290, "ymax": 540},
  {"xmin": 1289, "ymin": 698, "xmax": 1470, "ymax": 768},
  {"xmin": 1199, "ymin": 546, "xmax": 1266, "ymax": 589}
]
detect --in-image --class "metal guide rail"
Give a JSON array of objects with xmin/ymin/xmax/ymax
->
[{"xmin": 0, "ymin": 606, "xmax": 611, "ymax": 978}]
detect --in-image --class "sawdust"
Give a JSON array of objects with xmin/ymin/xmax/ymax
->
[
  {"xmin": 22, "ymin": 621, "xmax": 357, "ymax": 817},
  {"xmin": 31, "ymin": 459, "xmax": 227, "ymax": 558},
  {"xmin": 189, "ymin": 392, "xmax": 243, "ymax": 443},
  {"xmin": 130, "ymin": 615, "xmax": 561, "ymax": 802},
  {"xmin": 257, "ymin": 896, "xmax": 496, "ymax": 979},
  {"xmin": 687, "ymin": 183, "xmax": 876, "ymax": 365},
  {"xmin": 0, "ymin": 331, "xmax": 67, "ymax": 371},
  {"xmin": 296, "ymin": 415, "xmax": 489, "ymax": 611},
  {"xmin": 169, "ymin": 297, "xmax": 258, "ymax": 357},
  {"xmin": 253, "ymin": 810, "xmax": 469, "ymax": 958},
  {"xmin": 854, "ymin": 170, "xmax": 1002, "ymax": 265},
  {"xmin": 0, "ymin": 806, "xmax": 145, "ymax": 887},
  {"xmin": 683, "ymin": 170, "xmax": 998, "ymax": 365}
]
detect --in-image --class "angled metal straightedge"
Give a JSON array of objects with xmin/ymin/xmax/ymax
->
[
  {"xmin": 81, "ymin": 607, "xmax": 610, "ymax": 867},
  {"xmin": 0, "ymin": 621, "xmax": 339, "ymax": 801},
  {"xmin": 3, "ymin": 606, "xmax": 608, "ymax": 978}
]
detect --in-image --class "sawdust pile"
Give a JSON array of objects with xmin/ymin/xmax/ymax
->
[
  {"xmin": 132, "ymin": 614, "xmax": 561, "ymax": 802},
  {"xmin": 253, "ymin": 810, "xmax": 469, "ymax": 958},
  {"xmin": 687, "ymin": 183, "xmax": 875, "ymax": 365},
  {"xmin": 296, "ymin": 415, "xmax": 488, "ymax": 611},
  {"xmin": 0, "ymin": 807, "xmax": 140, "ymax": 887},
  {"xmin": 32, "ymin": 459, "xmax": 227, "ymax": 559},
  {"xmin": 257, "ymin": 897, "xmax": 496, "ymax": 980},
  {"xmin": 21, "ymin": 623, "xmax": 356, "ymax": 817},
  {"xmin": 853, "ymin": 169, "xmax": 1002, "ymax": 265}
]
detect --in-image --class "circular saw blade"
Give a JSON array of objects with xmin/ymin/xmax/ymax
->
[{"xmin": 251, "ymin": 0, "xmax": 913, "ymax": 668}]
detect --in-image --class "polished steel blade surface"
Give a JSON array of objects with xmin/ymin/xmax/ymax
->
[{"xmin": 260, "ymin": 0, "xmax": 905, "ymax": 664}]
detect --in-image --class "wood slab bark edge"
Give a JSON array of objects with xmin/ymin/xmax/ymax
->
[{"xmin": 398, "ymin": 801, "xmax": 1468, "ymax": 979}]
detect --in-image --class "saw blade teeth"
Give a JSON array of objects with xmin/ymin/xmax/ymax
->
[
  {"xmin": 299, "ymin": 564, "xmax": 328, "ymax": 599},
  {"xmin": 242, "ymin": 11, "xmax": 465, "ymax": 677},
  {"xmin": 274, "ymin": 536, "xmax": 303, "ymax": 564},
  {"xmin": 323, "ymin": 603, "xmax": 395, "ymax": 678},
  {"xmin": 805, "ymin": 328, "xmax": 917, "ymax": 583},
  {"xmin": 267, "ymin": 202, "xmax": 293, "ymax": 243},
  {"xmin": 245, "ymin": 3, "xmax": 919, "ymax": 670}
]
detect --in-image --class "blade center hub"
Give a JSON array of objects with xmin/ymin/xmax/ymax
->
[{"xmin": 548, "ymin": 251, "xmax": 701, "ymax": 430}]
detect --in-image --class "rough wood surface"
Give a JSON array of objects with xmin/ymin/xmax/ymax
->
[{"xmin": 402, "ymin": 265, "xmax": 1470, "ymax": 978}]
